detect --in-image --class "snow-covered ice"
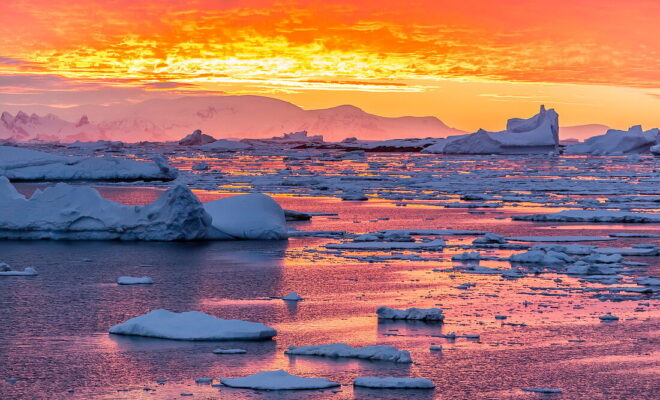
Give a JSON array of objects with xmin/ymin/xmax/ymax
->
[
  {"xmin": 285, "ymin": 343, "xmax": 412, "ymax": 363},
  {"xmin": 353, "ymin": 377, "xmax": 435, "ymax": 389},
  {"xmin": 220, "ymin": 370, "xmax": 340, "ymax": 390},
  {"xmin": 566, "ymin": 125, "xmax": 659, "ymax": 155},
  {"xmin": 0, "ymin": 263, "xmax": 38, "ymax": 276},
  {"xmin": 108, "ymin": 309, "xmax": 277, "ymax": 340},
  {"xmin": 0, "ymin": 145, "xmax": 177, "ymax": 181},
  {"xmin": 513, "ymin": 210, "xmax": 660, "ymax": 223},
  {"xmin": 116, "ymin": 276, "xmax": 153, "ymax": 285},
  {"xmin": 213, "ymin": 348, "xmax": 247, "ymax": 354},
  {"xmin": 376, "ymin": 306, "xmax": 444, "ymax": 321},
  {"xmin": 203, "ymin": 193, "xmax": 288, "ymax": 240}
]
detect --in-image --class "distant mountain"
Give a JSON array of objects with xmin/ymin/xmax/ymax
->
[
  {"xmin": 559, "ymin": 124, "xmax": 610, "ymax": 141},
  {"xmin": 0, "ymin": 111, "xmax": 105, "ymax": 142},
  {"xmin": 0, "ymin": 95, "xmax": 464, "ymax": 143}
]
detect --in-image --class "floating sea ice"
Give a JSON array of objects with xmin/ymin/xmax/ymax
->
[
  {"xmin": 280, "ymin": 292, "xmax": 304, "ymax": 301},
  {"xmin": 117, "ymin": 276, "xmax": 153, "ymax": 285},
  {"xmin": 599, "ymin": 314, "xmax": 619, "ymax": 321},
  {"xmin": 285, "ymin": 343, "xmax": 412, "ymax": 363},
  {"xmin": 220, "ymin": 370, "xmax": 340, "ymax": 390},
  {"xmin": 452, "ymin": 252, "xmax": 481, "ymax": 261},
  {"xmin": 213, "ymin": 348, "xmax": 247, "ymax": 354},
  {"xmin": 353, "ymin": 377, "xmax": 435, "ymax": 389},
  {"xmin": 522, "ymin": 387, "xmax": 562, "ymax": 394},
  {"xmin": 376, "ymin": 306, "xmax": 444, "ymax": 321},
  {"xmin": 108, "ymin": 309, "xmax": 277, "ymax": 340},
  {"xmin": 509, "ymin": 250, "xmax": 573, "ymax": 264},
  {"xmin": 0, "ymin": 263, "xmax": 38, "ymax": 276},
  {"xmin": 473, "ymin": 232, "xmax": 507, "ymax": 245}
]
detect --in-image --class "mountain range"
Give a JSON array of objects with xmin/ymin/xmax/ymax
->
[{"xmin": 0, "ymin": 95, "xmax": 463, "ymax": 143}]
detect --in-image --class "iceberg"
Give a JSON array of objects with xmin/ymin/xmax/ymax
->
[
  {"xmin": 178, "ymin": 129, "xmax": 216, "ymax": 145},
  {"xmin": 0, "ymin": 178, "xmax": 288, "ymax": 241},
  {"xmin": 285, "ymin": 343, "xmax": 412, "ymax": 363},
  {"xmin": 200, "ymin": 139, "xmax": 252, "ymax": 152},
  {"xmin": 0, "ymin": 263, "xmax": 38, "ymax": 276},
  {"xmin": 423, "ymin": 105, "xmax": 559, "ymax": 154},
  {"xmin": 566, "ymin": 125, "xmax": 660, "ymax": 155},
  {"xmin": 108, "ymin": 309, "xmax": 277, "ymax": 340},
  {"xmin": 203, "ymin": 194, "xmax": 288, "ymax": 240},
  {"xmin": 220, "ymin": 370, "xmax": 339, "ymax": 390},
  {"xmin": 0, "ymin": 177, "xmax": 210, "ymax": 240},
  {"xmin": 0, "ymin": 145, "xmax": 177, "ymax": 182}
]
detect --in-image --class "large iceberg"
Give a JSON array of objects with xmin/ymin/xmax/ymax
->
[
  {"xmin": 0, "ymin": 177, "xmax": 210, "ymax": 240},
  {"xmin": 565, "ymin": 125, "xmax": 660, "ymax": 155},
  {"xmin": 0, "ymin": 178, "xmax": 288, "ymax": 240},
  {"xmin": 423, "ymin": 105, "xmax": 559, "ymax": 154},
  {"xmin": 109, "ymin": 309, "xmax": 277, "ymax": 340},
  {"xmin": 178, "ymin": 129, "xmax": 216, "ymax": 145},
  {"xmin": 0, "ymin": 145, "xmax": 177, "ymax": 181}
]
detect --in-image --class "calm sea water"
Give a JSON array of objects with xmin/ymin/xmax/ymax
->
[{"xmin": 1, "ymin": 185, "xmax": 658, "ymax": 399}]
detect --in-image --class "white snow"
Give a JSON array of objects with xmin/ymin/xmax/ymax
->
[
  {"xmin": 0, "ymin": 145, "xmax": 177, "ymax": 181},
  {"xmin": 376, "ymin": 306, "xmax": 444, "ymax": 321},
  {"xmin": 203, "ymin": 193, "xmax": 288, "ymax": 240},
  {"xmin": 108, "ymin": 309, "xmax": 277, "ymax": 340},
  {"xmin": 117, "ymin": 276, "xmax": 153, "ymax": 285},
  {"xmin": 285, "ymin": 343, "xmax": 412, "ymax": 363},
  {"xmin": 566, "ymin": 125, "xmax": 659, "ymax": 155},
  {"xmin": 220, "ymin": 370, "xmax": 340, "ymax": 390},
  {"xmin": 513, "ymin": 210, "xmax": 660, "ymax": 223},
  {"xmin": 0, "ymin": 178, "xmax": 211, "ymax": 240},
  {"xmin": 509, "ymin": 250, "xmax": 573, "ymax": 264},
  {"xmin": 423, "ymin": 106, "xmax": 558, "ymax": 154},
  {"xmin": 353, "ymin": 377, "xmax": 435, "ymax": 389}
]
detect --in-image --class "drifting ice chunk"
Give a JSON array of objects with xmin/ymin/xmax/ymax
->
[
  {"xmin": 507, "ymin": 236, "xmax": 614, "ymax": 242},
  {"xmin": 513, "ymin": 210, "xmax": 660, "ymax": 223},
  {"xmin": 280, "ymin": 292, "xmax": 304, "ymax": 301},
  {"xmin": 0, "ymin": 178, "xmax": 210, "ymax": 240},
  {"xmin": 191, "ymin": 162, "xmax": 209, "ymax": 171},
  {"xmin": 599, "ymin": 314, "xmax": 619, "ymax": 321},
  {"xmin": 220, "ymin": 370, "xmax": 339, "ymax": 390},
  {"xmin": 326, "ymin": 239, "xmax": 445, "ymax": 250},
  {"xmin": 285, "ymin": 343, "xmax": 412, "ymax": 363},
  {"xmin": 376, "ymin": 306, "xmax": 444, "ymax": 321},
  {"xmin": 0, "ymin": 145, "xmax": 177, "ymax": 181},
  {"xmin": 423, "ymin": 106, "xmax": 558, "ymax": 154},
  {"xmin": 178, "ymin": 129, "xmax": 216, "ymax": 145},
  {"xmin": 473, "ymin": 233, "xmax": 507, "ymax": 245},
  {"xmin": 0, "ymin": 263, "xmax": 38, "ymax": 276},
  {"xmin": 509, "ymin": 250, "xmax": 573, "ymax": 264},
  {"xmin": 213, "ymin": 348, "xmax": 247, "ymax": 354},
  {"xmin": 522, "ymin": 388, "xmax": 562, "ymax": 394},
  {"xmin": 108, "ymin": 309, "xmax": 277, "ymax": 340},
  {"xmin": 565, "ymin": 125, "xmax": 659, "ymax": 155},
  {"xmin": 203, "ymin": 194, "xmax": 287, "ymax": 240},
  {"xmin": 117, "ymin": 276, "xmax": 153, "ymax": 285},
  {"xmin": 354, "ymin": 377, "xmax": 435, "ymax": 389}
]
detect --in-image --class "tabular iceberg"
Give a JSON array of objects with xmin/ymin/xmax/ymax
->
[
  {"xmin": 423, "ymin": 105, "xmax": 559, "ymax": 154},
  {"xmin": 565, "ymin": 125, "xmax": 659, "ymax": 155},
  {"xmin": 0, "ymin": 145, "xmax": 177, "ymax": 181}
]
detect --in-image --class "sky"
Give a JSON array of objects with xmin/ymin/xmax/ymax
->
[{"xmin": 1, "ymin": 0, "xmax": 659, "ymax": 131}]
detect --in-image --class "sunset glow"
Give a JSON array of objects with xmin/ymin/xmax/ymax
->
[{"xmin": 1, "ymin": 0, "xmax": 659, "ymax": 130}]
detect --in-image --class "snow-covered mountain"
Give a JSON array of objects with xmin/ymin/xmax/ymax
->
[
  {"xmin": 0, "ymin": 111, "xmax": 105, "ymax": 142},
  {"xmin": 0, "ymin": 95, "xmax": 464, "ymax": 143}
]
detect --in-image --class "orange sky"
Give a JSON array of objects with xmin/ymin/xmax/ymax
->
[{"xmin": 1, "ymin": 0, "xmax": 659, "ymax": 131}]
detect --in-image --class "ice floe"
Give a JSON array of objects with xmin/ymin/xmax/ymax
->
[
  {"xmin": 108, "ymin": 309, "xmax": 277, "ymax": 340},
  {"xmin": 220, "ymin": 370, "xmax": 340, "ymax": 390},
  {"xmin": 285, "ymin": 343, "xmax": 412, "ymax": 363},
  {"xmin": 513, "ymin": 210, "xmax": 660, "ymax": 223},
  {"xmin": 0, "ymin": 263, "xmax": 38, "ymax": 276},
  {"xmin": 353, "ymin": 377, "xmax": 435, "ymax": 389},
  {"xmin": 203, "ymin": 193, "xmax": 287, "ymax": 240},
  {"xmin": 117, "ymin": 276, "xmax": 153, "ymax": 285},
  {"xmin": 376, "ymin": 306, "xmax": 444, "ymax": 321}
]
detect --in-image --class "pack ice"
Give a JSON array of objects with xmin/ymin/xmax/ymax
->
[{"xmin": 0, "ymin": 145, "xmax": 177, "ymax": 181}]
